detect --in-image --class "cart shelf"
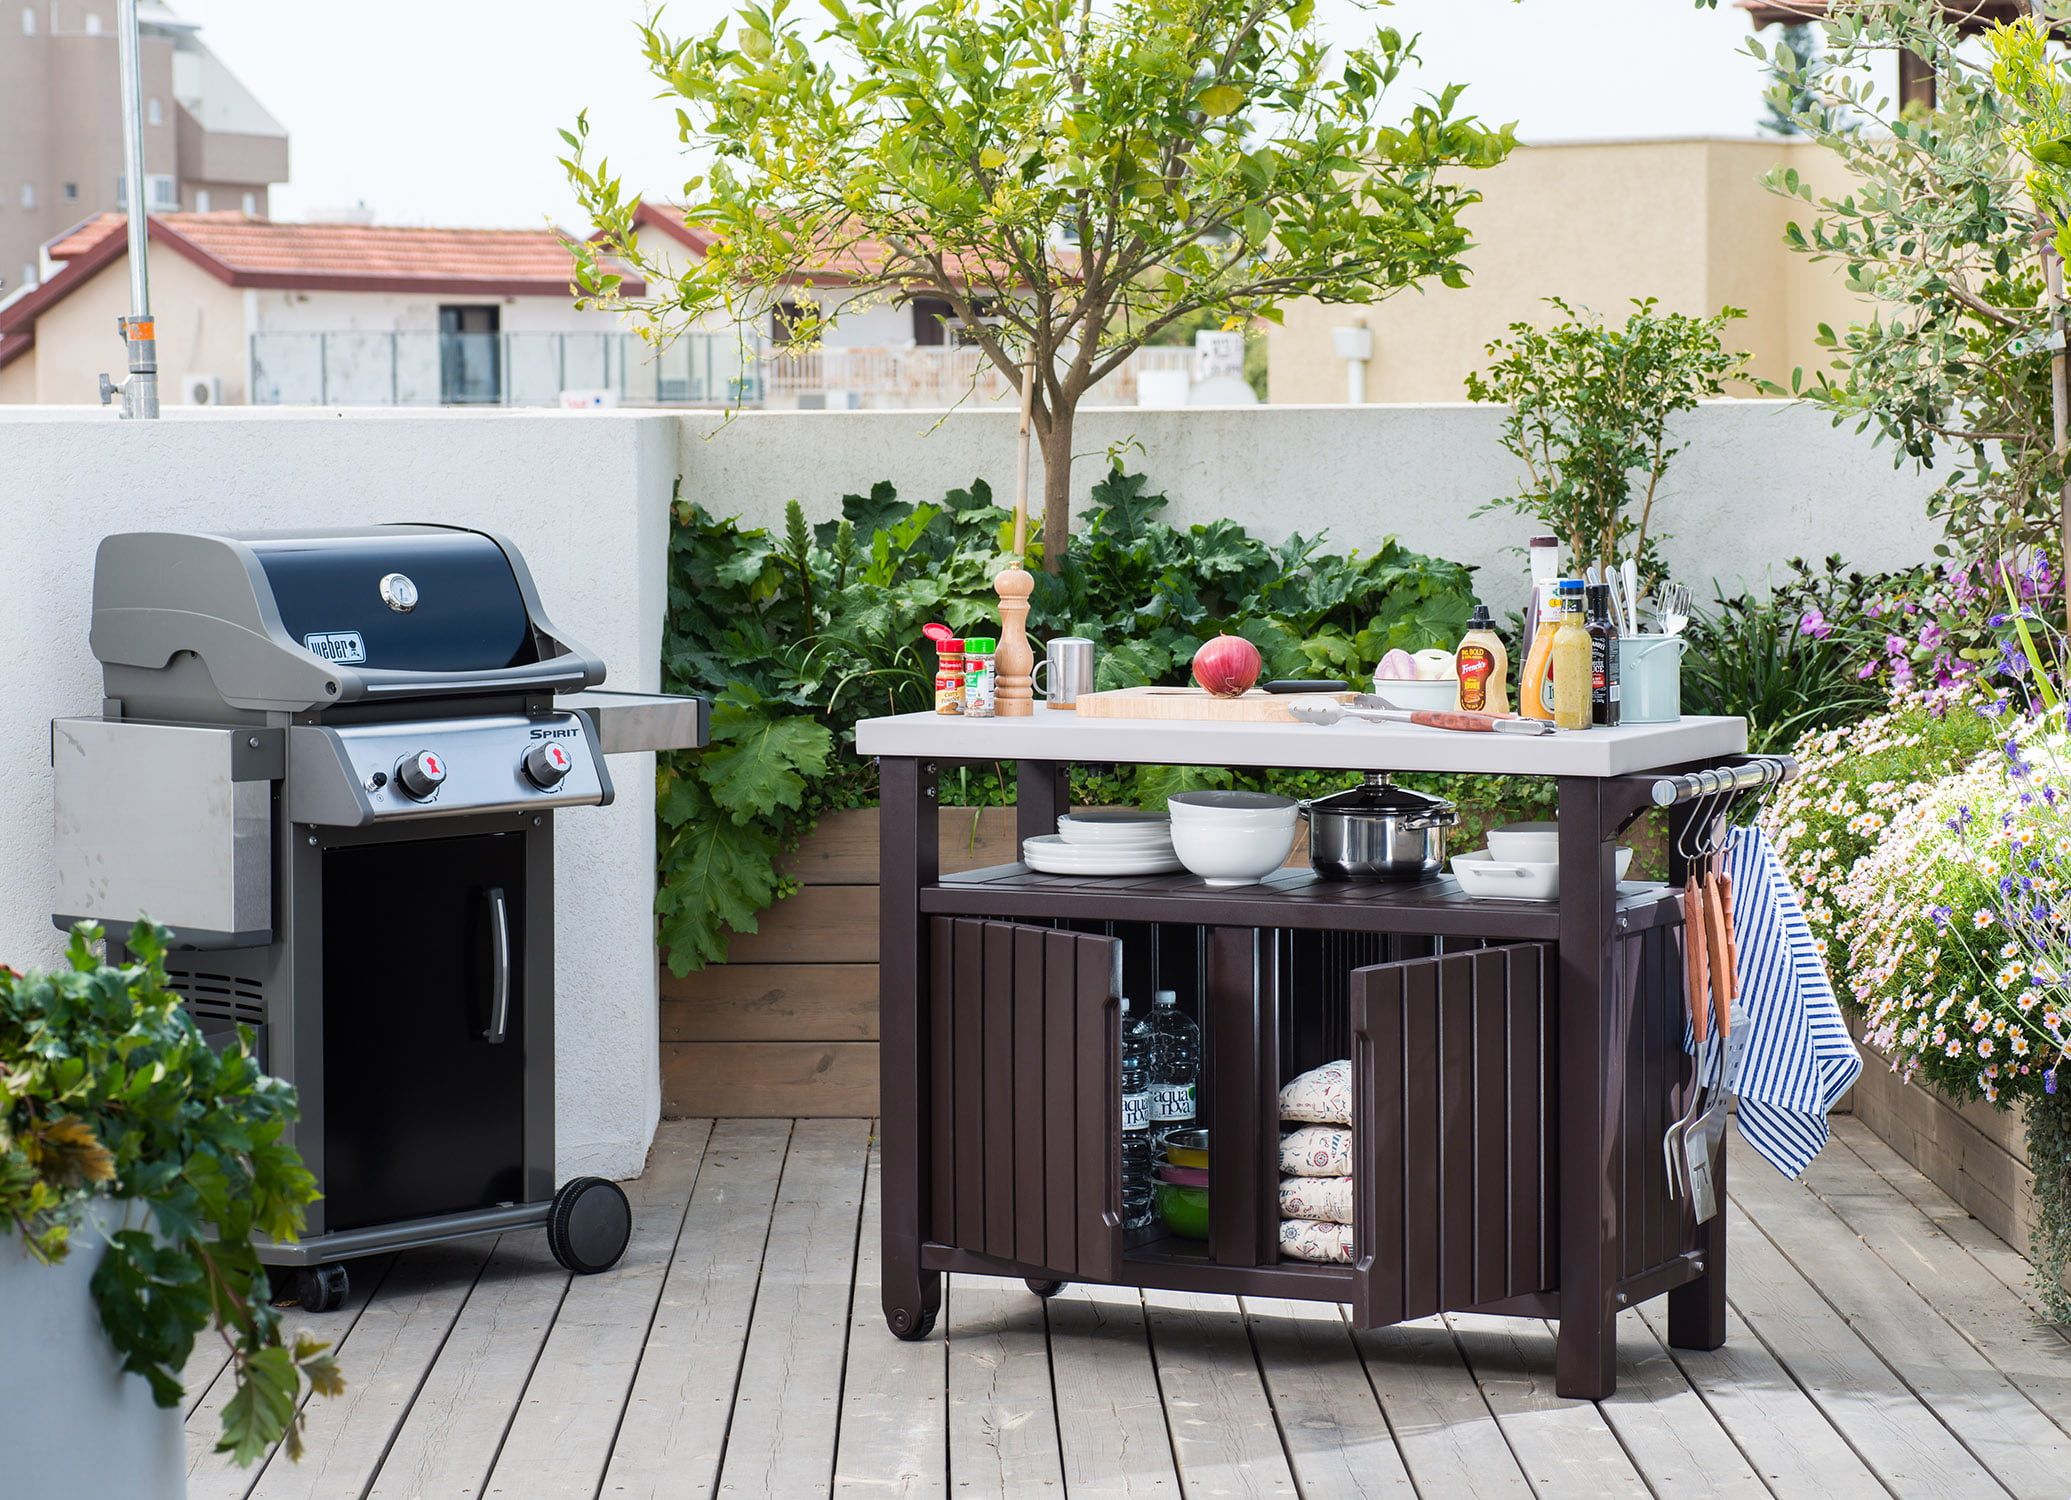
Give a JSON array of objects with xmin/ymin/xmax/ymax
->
[{"xmin": 926, "ymin": 863, "xmax": 1684, "ymax": 940}]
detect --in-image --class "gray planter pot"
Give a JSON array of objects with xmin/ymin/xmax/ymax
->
[{"xmin": 0, "ymin": 1199, "xmax": 186, "ymax": 1498}]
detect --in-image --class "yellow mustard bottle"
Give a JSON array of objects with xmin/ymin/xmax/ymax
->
[
  {"xmin": 1455, "ymin": 603, "xmax": 1510, "ymax": 714},
  {"xmin": 1519, "ymin": 582, "xmax": 1560, "ymax": 721},
  {"xmin": 1551, "ymin": 579, "xmax": 1592, "ymax": 731}
]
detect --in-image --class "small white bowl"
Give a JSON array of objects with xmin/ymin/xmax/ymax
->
[
  {"xmin": 1368, "ymin": 678, "xmax": 1458, "ymax": 712},
  {"xmin": 1486, "ymin": 822, "xmax": 1559, "ymax": 863},
  {"xmin": 1452, "ymin": 846, "xmax": 1634, "ymax": 901},
  {"xmin": 1171, "ymin": 808, "xmax": 1298, "ymax": 886}
]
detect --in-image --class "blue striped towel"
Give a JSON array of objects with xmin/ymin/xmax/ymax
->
[{"xmin": 1717, "ymin": 823, "xmax": 1862, "ymax": 1178}]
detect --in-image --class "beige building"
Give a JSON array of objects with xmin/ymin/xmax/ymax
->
[
  {"xmin": 1265, "ymin": 138, "xmax": 1860, "ymax": 404},
  {"xmin": 0, "ymin": 0, "xmax": 286, "ymax": 300}
]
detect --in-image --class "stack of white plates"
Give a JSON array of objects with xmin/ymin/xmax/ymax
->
[{"xmin": 1024, "ymin": 809, "xmax": 1181, "ymax": 876}]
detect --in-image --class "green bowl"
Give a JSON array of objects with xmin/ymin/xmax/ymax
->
[{"xmin": 1155, "ymin": 1182, "xmax": 1210, "ymax": 1240}]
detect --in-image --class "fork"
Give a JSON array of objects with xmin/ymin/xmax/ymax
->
[{"xmin": 1656, "ymin": 580, "xmax": 1692, "ymax": 636}]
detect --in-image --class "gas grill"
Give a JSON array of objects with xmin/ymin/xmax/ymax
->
[{"xmin": 50, "ymin": 525, "xmax": 706, "ymax": 1310}]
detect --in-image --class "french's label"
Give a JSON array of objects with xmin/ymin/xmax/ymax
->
[
  {"xmin": 1149, "ymin": 1083, "xmax": 1195, "ymax": 1121},
  {"xmin": 303, "ymin": 630, "xmax": 366, "ymax": 664}
]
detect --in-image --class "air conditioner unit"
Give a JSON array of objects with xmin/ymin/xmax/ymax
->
[{"xmin": 180, "ymin": 373, "xmax": 223, "ymax": 406}]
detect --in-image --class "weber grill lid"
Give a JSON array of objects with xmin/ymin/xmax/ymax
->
[
  {"xmin": 246, "ymin": 531, "xmax": 535, "ymax": 674},
  {"xmin": 91, "ymin": 525, "xmax": 606, "ymax": 714}
]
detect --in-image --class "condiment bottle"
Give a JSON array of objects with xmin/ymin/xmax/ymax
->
[
  {"xmin": 1520, "ymin": 534, "xmax": 1560, "ymax": 651},
  {"xmin": 1586, "ymin": 582, "xmax": 1621, "ymax": 727},
  {"xmin": 1455, "ymin": 603, "xmax": 1509, "ymax": 714},
  {"xmin": 923, "ymin": 622, "xmax": 965, "ymax": 714},
  {"xmin": 962, "ymin": 636, "xmax": 998, "ymax": 718},
  {"xmin": 1551, "ymin": 579, "xmax": 1592, "ymax": 731},
  {"xmin": 1519, "ymin": 578, "xmax": 1562, "ymax": 721}
]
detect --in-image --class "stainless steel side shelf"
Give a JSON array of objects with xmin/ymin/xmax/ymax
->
[{"xmin": 563, "ymin": 689, "xmax": 710, "ymax": 754}]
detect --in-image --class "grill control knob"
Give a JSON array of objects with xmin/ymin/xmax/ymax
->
[
  {"xmin": 396, "ymin": 750, "xmax": 447, "ymax": 799},
  {"xmin": 522, "ymin": 740, "xmax": 574, "ymax": 789}
]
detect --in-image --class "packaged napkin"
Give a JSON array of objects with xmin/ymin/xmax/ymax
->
[
  {"xmin": 1278, "ymin": 1175, "xmax": 1353, "ymax": 1225},
  {"xmin": 1279, "ymin": 1059, "xmax": 1352, "ymax": 1125},
  {"xmin": 1279, "ymin": 1126, "xmax": 1353, "ymax": 1177},
  {"xmin": 1278, "ymin": 1217, "xmax": 1354, "ymax": 1265}
]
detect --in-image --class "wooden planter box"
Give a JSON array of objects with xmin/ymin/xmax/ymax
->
[
  {"xmin": 1847, "ymin": 1017, "xmax": 2046, "ymax": 1269},
  {"xmin": 659, "ymin": 807, "xmax": 1019, "ymax": 1116}
]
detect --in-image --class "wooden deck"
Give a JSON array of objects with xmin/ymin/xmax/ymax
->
[{"xmin": 182, "ymin": 1116, "xmax": 2071, "ymax": 1499}]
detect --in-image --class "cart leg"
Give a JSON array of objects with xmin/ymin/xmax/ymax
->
[
  {"xmin": 1017, "ymin": 759, "xmax": 1069, "ymax": 843},
  {"xmin": 880, "ymin": 755, "xmax": 941, "ymax": 1338},
  {"xmin": 1555, "ymin": 777, "xmax": 1618, "ymax": 1400}
]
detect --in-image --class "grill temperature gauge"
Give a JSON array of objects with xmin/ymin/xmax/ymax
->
[
  {"xmin": 523, "ymin": 740, "xmax": 574, "ymax": 789},
  {"xmin": 395, "ymin": 750, "xmax": 447, "ymax": 799}
]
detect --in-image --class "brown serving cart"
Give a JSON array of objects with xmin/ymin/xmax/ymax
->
[{"xmin": 855, "ymin": 709, "xmax": 1771, "ymax": 1400}]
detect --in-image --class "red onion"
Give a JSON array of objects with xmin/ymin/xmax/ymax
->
[{"xmin": 1191, "ymin": 634, "xmax": 1263, "ymax": 697}]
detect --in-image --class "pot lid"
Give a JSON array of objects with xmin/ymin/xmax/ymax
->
[{"xmin": 1308, "ymin": 772, "xmax": 1455, "ymax": 816}]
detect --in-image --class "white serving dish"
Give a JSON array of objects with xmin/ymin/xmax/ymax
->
[
  {"xmin": 1057, "ymin": 810, "xmax": 1173, "ymax": 846},
  {"xmin": 1169, "ymin": 809, "xmax": 1298, "ymax": 887},
  {"xmin": 1023, "ymin": 834, "xmax": 1182, "ymax": 877},
  {"xmin": 1451, "ymin": 846, "xmax": 1633, "ymax": 901},
  {"xmin": 1486, "ymin": 821, "xmax": 1559, "ymax": 863},
  {"xmin": 1368, "ymin": 678, "xmax": 1458, "ymax": 712}
]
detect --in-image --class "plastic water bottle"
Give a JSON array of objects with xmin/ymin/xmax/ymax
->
[
  {"xmin": 1148, "ymin": 989, "xmax": 1200, "ymax": 1147},
  {"xmin": 1121, "ymin": 996, "xmax": 1155, "ymax": 1229}
]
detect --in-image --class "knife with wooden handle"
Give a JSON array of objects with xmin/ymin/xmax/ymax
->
[{"xmin": 1352, "ymin": 695, "xmax": 1557, "ymax": 736}]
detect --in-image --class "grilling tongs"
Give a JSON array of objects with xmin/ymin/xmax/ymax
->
[
  {"xmin": 1665, "ymin": 877, "xmax": 1711, "ymax": 1200},
  {"xmin": 1287, "ymin": 695, "xmax": 1557, "ymax": 735}
]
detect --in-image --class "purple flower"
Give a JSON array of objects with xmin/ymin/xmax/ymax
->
[
  {"xmin": 1858, "ymin": 660, "xmax": 1880, "ymax": 680},
  {"xmin": 1920, "ymin": 621, "xmax": 1944, "ymax": 649},
  {"xmin": 2049, "ymin": 1068, "xmax": 2059, "ymax": 1095},
  {"xmin": 1868, "ymin": 600, "xmax": 1884, "ymax": 618},
  {"xmin": 1799, "ymin": 606, "xmax": 1833, "ymax": 639},
  {"xmin": 1886, "ymin": 634, "xmax": 1908, "ymax": 657}
]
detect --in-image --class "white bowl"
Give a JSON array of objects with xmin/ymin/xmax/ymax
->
[
  {"xmin": 1167, "ymin": 791, "xmax": 1298, "ymax": 817},
  {"xmin": 1451, "ymin": 846, "xmax": 1634, "ymax": 901},
  {"xmin": 1486, "ymin": 822, "xmax": 1559, "ymax": 863},
  {"xmin": 1170, "ymin": 809, "xmax": 1298, "ymax": 886},
  {"xmin": 1368, "ymin": 678, "xmax": 1458, "ymax": 712}
]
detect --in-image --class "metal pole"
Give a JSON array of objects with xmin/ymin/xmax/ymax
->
[{"xmin": 103, "ymin": 0, "xmax": 158, "ymax": 417}]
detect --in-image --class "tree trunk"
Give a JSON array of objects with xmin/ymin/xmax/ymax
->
[{"xmin": 1037, "ymin": 401, "xmax": 1076, "ymax": 573}]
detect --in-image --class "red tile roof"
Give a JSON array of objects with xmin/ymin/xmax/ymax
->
[
  {"xmin": 630, "ymin": 202, "xmax": 1057, "ymax": 290},
  {"xmin": 2, "ymin": 213, "xmax": 639, "ymax": 369}
]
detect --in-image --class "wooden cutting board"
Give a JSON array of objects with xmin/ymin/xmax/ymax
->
[{"xmin": 1072, "ymin": 686, "xmax": 1353, "ymax": 723}]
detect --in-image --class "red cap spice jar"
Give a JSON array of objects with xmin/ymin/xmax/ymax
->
[{"xmin": 923, "ymin": 623, "xmax": 964, "ymax": 715}]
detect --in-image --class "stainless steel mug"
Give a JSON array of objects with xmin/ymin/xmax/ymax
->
[{"xmin": 1033, "ymin": 637, "xmax": 1096, "ymax": 709}]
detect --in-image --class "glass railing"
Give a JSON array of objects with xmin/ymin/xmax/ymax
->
[{"xmin": 247, "ymin": 331, "xmax": 762, "ymax": 407}]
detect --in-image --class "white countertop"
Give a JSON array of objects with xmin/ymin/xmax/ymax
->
[{"xmin": 855, "ymin": 709, "xmax": 1748, "ymax": 779}]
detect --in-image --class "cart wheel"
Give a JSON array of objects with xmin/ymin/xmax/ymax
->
[
  {"xmin": 548, "ymin": 1176, "xmax": 632, "ymax": 1274},
  {"xmin": 293, "ymin": 1264, "xmax": 349, "ymax": 1313},
  {"xmin": 1025, "ymin": 1279, "xmax": 1067, "ymax": 1299},
  {"xmin": 890, "ymin": 1306, "xmax": 937, "ymax": 1341}
]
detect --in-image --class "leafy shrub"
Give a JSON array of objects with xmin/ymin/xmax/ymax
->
[
  {"xmin": 657, "ymin": 467, "xmax": 1490, "ymax": 971},
  {"xmin": 0, "ymin": 921, "xmax": 340, "ymax": 1464}
]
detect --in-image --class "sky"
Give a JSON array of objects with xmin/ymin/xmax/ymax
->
[{"xmin": 167, "ymin": 0, "xmax": 1848, "ymax": 230}]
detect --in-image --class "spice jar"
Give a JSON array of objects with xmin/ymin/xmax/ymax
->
[
  {"xmin": 962, "ymin": 636, "xmax": 998, "ymax": 718},
  {"xmin": 923, "ymin": 623, "xmax": 965, "ymax": 714}
]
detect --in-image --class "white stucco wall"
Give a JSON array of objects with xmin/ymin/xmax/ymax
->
[
  {"xmin": 0, "ymin": 406, "xmax": 678, "ymax": 1181},
  {"xmin": 678, "ymin": 400, "xmax": 1944, "ymax": 608}
]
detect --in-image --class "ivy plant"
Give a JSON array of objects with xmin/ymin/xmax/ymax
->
[
  {"xmin": 1465, "ymin": 296, "xmax": 1748, "ymax": 579},
  {"xmin": 657, "ymin": 468, "xmax": 1481, "ymax": 971},
  {"xmin": 0, "ymin": 921, "xmax": 340, "ymax": 1465},
  {"xmin": 562, "ymin": 0, "xmax": 1514, "ymax": 564}
]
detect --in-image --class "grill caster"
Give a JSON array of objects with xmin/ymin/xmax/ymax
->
[
  {"xmin": 284, "ymin": 1264, "xmax": 349, "ymax": 1313},
  {"xmin": 547, "ymin": 1176, "xmax": 632, "ymax": 1274},
  {"xmin": 889, "ymin": 1307, "xmax": 937, "ymax": 1341},
  {"xmin": 1025, "ymin": 1279, "xmax": 1067, "ymax": 1299}
]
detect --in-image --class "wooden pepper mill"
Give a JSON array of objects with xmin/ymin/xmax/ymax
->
[{"xmin": 993, "ymin": 364, "xmax": 1037, "ymax": 717}]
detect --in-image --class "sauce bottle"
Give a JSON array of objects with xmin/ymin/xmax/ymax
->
[
  {"xmin": 1551, "ymin": 579, "xmax": 1592, "ymax": 730},
  {"xmin": 1587, "ymin": 582, "xmax": 1621, "ymax": 727},
  {"xmin": 1520, "ymin": 534, "xmax": 1560, "ymax": 651},
  {"xmin": 1519, "ymin": 579, "xmax": 1561, "ymax": 721},
  {"xmin": 1455, "ymin": 603, "xmax": 1510, "ymax": 713}
]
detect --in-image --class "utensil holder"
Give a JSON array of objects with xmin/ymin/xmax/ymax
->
[{"xmin": 1620, "ymin": 634, "xmax": 1687, "ymax": 723}]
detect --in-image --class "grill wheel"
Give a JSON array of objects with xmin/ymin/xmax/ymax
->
[{"xmin": 547, "ymin": 1176, "xmax": 633, "ymax": 1274}]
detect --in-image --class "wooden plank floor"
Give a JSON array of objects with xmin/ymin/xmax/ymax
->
[{"xmin": 185, "ymin": 1116, "xmax": 2071, "ymax": 1500}]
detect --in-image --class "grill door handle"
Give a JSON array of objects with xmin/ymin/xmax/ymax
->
[{"xmin": 484, "ymin": 886, "xmax": 511, "ymax": 1044}]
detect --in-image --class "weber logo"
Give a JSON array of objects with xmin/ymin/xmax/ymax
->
[
  {"xmin": 529, "ymin": 726, "xmax": 580, "ymax": 739},
  {"xmin": 303, "ymin": 630, "xmax": 367, "ymax": 664}
]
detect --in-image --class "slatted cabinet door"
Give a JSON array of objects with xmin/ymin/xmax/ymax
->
[
  {"xmin": 1349, "ymin": 942, "xmax": 1555, "ymax": 1328},
  {"xmin": 928, "ymin": 917, "xmax": 1123, "ymax": 1284}
]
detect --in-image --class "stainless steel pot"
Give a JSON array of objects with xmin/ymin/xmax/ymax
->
[{"xmin": 1302, "ymin": 772, "xmax": 1459, "ymax": 882}]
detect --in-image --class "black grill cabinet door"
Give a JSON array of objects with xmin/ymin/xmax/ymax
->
[{"xmin": 321, "ymin": 832, "xmax": 528, "ymax": 1231}]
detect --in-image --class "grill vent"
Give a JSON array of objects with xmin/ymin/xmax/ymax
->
[{"xmin": 164, "ymin": 966, "xmax": 266, "ymax": 1027}]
